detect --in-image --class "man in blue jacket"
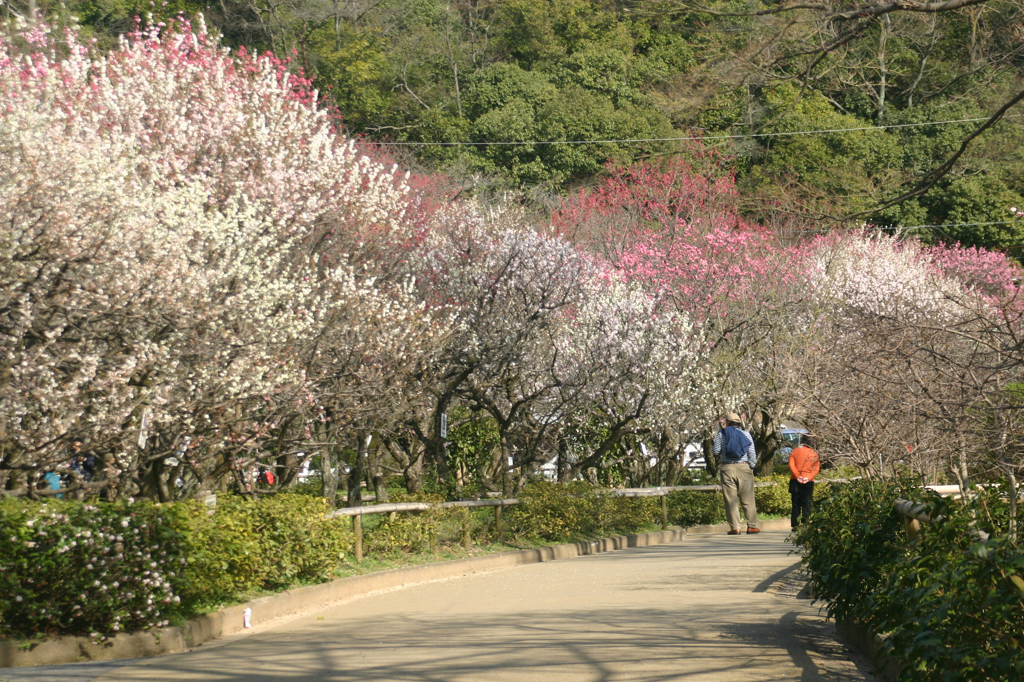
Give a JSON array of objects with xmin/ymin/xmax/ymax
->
[{"xmin": 713, "ymin": 413, "xmax": 759, "ymax": 535}]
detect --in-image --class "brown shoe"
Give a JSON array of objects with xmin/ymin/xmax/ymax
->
[
  {"xmin": 747, "ymin": 527, "xmax": 760, "ymax": 534},
  {"xmin": 727, "ymin": 530, "xmax": 741, "ymax": 535}
]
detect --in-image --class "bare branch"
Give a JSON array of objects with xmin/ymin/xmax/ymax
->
[{"xmin": 841, "ymin": 87, "xmax": 1024, "ymax": 221}]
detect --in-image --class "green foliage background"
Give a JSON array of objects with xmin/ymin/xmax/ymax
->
[{"xmin": 18, "ymin": 0, "xmax": 1024, "ymax": 248}]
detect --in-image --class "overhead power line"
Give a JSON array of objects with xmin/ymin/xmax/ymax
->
[
  {"xmin": 812, "ymin": 220, "xmax": 1024, "ymax": 231},
  {"xmin": 900, "ymin": 219, "xmax": 1024, "ymax": 230},
  {"xmin": 373, "ymin": 114, "xmax": 1024, "ymax": 147},
  {"xmin": 768, "ymin": 220, "xmax": 1024, "ymax": 235}
]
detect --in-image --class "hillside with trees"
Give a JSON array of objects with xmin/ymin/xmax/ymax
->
[
  {"xmin": 11, "ymin": 0, "xmax": 1022, "ymax": 250},
  {"xmin": 3, "ymin": 8, "xmax": 1024, "ymax": 668}
]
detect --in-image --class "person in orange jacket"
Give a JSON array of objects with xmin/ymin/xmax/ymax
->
[{"xmin": 788, "ymin": 434, "xmax": 821, "ymax": 528}]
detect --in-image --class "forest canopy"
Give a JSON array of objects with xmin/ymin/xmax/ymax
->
[{"xmin": 6, "ymin": 0, "xmax": 1023, "ymax": 250}]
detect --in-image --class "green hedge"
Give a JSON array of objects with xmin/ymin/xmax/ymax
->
[
  {"xmin": 0, "ymin": 494, "xmax": 352, "ymax": 639},
  {"xmin": 361, "ymin": 493, "xmax": 454, "ymax": 555},
  {"xmin": 171, "ymin": 494, "xmax": 352, "ymax": 608},
  {"xmin": 507, "ymin": 478, "xmax": 796, "ymax": 539},
  {"xmin": 794, "ymin": 480, "xmax": 1024, "ymax": 681},
  {"xmin": 666, "ymin": 489, "xmax": 726, "ymax": 526},
  {"xmin": 662, "ymin": 475, "xmax": 800, "ymax": 526},
  {"xmin": 505, "ymin": 481, "xmax": 660, "ymax": 541},
  {"xmin": 0, "ymin": 498, "xmax": 186, "ymax": 639}
]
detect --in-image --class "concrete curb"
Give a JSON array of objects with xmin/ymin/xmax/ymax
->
[
  {"xmin": 686, "ymin": 517, "xmax": 791, "ymax": 535},
  {"xmin": 1, "ymin": 519, "xmax": 791, "ymax": 669},
  {"xmin": 835, "ymin": 618, "xmax": 899, "ymax": 682}
]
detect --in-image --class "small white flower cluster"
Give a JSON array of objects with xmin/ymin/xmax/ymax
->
[{"xmin": 3, "ymin": 502, "xmax": 183, "ymax": 638}]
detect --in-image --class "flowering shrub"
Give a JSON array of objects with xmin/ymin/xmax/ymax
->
[
  {"xmin": 0, "ymin": 499, "xmax": 186, "ymax": 638},
  {"xmin": 0, "ymin": 495, "xmax": 352, "ymax": 638}
]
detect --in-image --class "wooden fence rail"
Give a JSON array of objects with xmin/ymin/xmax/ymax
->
[
  {"xmin": 894, "ymin": 498, "xmax": 948, "ymax": 541},
  {"xmin": 614, "ymin": 482, "xmax": 777, "ymax": 529},
  {"xmin": 328, "ymin": 483, "xmax": 778, "ymax": 563}
]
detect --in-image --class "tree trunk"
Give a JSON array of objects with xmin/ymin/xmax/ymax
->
[
  {"xmin": 480, "ymin": 443, "xmax": 503, "ymax": 491},
  {"xmin": 404, "ymin": 453, "xmax": 424, "ymax": 494},
  {"xmin": 499, "ymin": 432, "xmax": 513, "ymax": 497},
  {"xmin": 153, "ymin": 459, "xmax": 172, "ymax": 503},
  {"xmin": 556, "ymin": 431, "xmax": 570, "ymax": 482},
  {"xmin": 348, "ymin": 433, "xmax": 372, "ymax": 507},
  {"xmin": 387, "ymin": 437, "xmax": 424, "ymax": 494},
  {"xmin": 370, "ymin": 440, "xmax": 388, "ymax": 502},
  {"xmin": 1000, "ymin": 431, "xmax": 1017, "ymax": 541},
  {"xmin": 703, "ymin": 435, "xmax": 718, "ymax": 477},
  {"xmin": 957, "ymin": 433, "xmax": 971, "ymax": 490},
  {"xmin": 273, "ymin": 417, "xmax": 297, "ymax": 486},
  {"xmin": 751, "ymin": 407, "xmax": 780, "ymax": 476},
  {"xmin": 321, "ymin": 445, "xmax": 340, "ymax": 508},
  {"xmin": 424, "ymin": 403, "xmax": 454, "ymax": 495},
  {"xmin": 876, "ymin": 14, "xmax": 890, "ymax": 122}
]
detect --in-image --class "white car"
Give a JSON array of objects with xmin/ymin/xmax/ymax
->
[{"xmin": 682, "ymin": 442, "xmax": 706, "ymax": 468}]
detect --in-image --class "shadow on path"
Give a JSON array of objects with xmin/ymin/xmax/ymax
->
[{"xmin": 3, "ymin": 531, "xmax": 875, "ymax": 682}]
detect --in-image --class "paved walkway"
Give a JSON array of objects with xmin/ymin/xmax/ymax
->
[{"xmin": 2, "ymin": 531, "xmax": 878, "ymax": 682}]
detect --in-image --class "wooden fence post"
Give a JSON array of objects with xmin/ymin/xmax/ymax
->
[
  {"xmin": 661, "ymin": 494, "xmax": 668, "ymax": 530},
  {"xmin": 462, "ymin": 508, "xmax": 472, "ymax": 549},
  {"xmin": 495, "ymin": 504, "xmax": 503, "ymax": 538},
  {"xmin": 354, "ymin": 514, "xmax": 363, "ymax": 563},
  {"xmin": 894, "ymin": 499, "xmax": 935, "ymax": 543},
  {"xmin": 905, "ymin": 517, "xmax": 921, "ymax": 543}
]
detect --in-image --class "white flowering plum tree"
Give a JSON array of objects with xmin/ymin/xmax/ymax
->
[
  {"xmin": 300, "ymin": 272, "xmax": 454, "ymax": 507},
  {"xmin": 796, "ymin": 234, "xmax": 958, "ymax": 476},
  {"xmin": 798, "ymin": 233, "xmax": 1024, "ymax": 485},
  {"xmin": 552, "ymin": 276, "xmax": 714, "ymax": 484},
  {"xmin": 0, "ymin": 18, "xmax": 429, "ymax": 500},
  {"xmin": 407, "ymin": 207, "xmax": 599, "ymax": 495}
]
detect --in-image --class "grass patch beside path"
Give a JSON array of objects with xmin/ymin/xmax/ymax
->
[{"xmin": 334, "ymin": 521, "xmax": 676, "ymax": 579}]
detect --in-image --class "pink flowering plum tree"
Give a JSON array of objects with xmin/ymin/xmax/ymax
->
[{"xmin": 552, "ymin": 158, "xmax": 808, "ymax": 473}]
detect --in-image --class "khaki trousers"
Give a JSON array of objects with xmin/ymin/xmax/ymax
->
[{"xmin": 720, "ymin": 462, "xmax": 758, "ymax": 531}]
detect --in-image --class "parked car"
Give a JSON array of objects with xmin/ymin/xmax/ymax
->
[{"xmin": 777, "ymin": 423, "xmax": 809, "ymax": 463}]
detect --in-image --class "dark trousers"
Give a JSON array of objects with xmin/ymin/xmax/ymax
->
[{"xmin": 790, "ymin": 479, "xmax": 814, "ymax": 528}]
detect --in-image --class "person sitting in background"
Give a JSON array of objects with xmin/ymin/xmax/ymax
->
[
  {"xmin": 43, "ymin": 470, "xmax": 63, "ymax": 499},
  {"xmin": 70, "ymin": 454, "xmax": 95, "ymax": 482},
  {"xmin": 788, "ymin": 434, "xmax": 821, "ymax": 528}
]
